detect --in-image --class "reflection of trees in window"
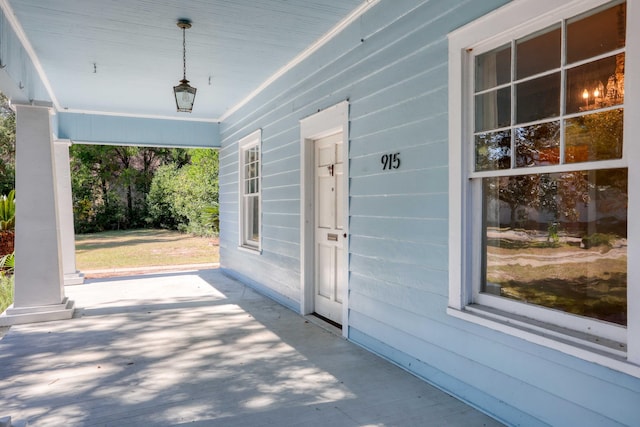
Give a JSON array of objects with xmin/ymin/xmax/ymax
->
[
  {"xmin": 485, "ymin": 169, "xmax": 627, "ymax": 234},
  {"xmin": 566, "ymin": 109, "xmax": 623, "ymax": 163},
  {"xmin": 475, "ymin": 131, "xmax": 511, "ymax": 171},
  {"xmin": 483, "ymin": 169, "xmax": 628, "ymax": 325},
  {"xmin": 473, "ymin": 2, "xmax": 629, "ymax": 326},
  {"xmin": 515, "ymin": 122, "xmax": 560, "ymax": 167}
]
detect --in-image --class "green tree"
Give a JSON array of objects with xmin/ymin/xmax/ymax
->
[
  {"xmin": 175, "ymin": 149, "xmax": 219, "ymax": 235},
  {"xmin": 146, "ymin": 149, "xmax": 219, "ymax": 235},
  {"xmin": 146, "ymin": 164, "xmax": 183, "ymax": 229},
  {"xmin": 70, "ymin": 145, "xmax": 123, "ymax": 231}
]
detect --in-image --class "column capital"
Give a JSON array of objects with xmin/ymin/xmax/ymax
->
[
  {"xmin": 54, "ymin": 139, "xmax": 72, "ymax": 147},
  {"xmin": 12, "ymin": 100, "xmax": 55, "ymax": 110}
]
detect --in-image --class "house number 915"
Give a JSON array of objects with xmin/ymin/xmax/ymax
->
[{"xmin": 381, "ymin": 153, "xmax": 400, "ymax": 170}]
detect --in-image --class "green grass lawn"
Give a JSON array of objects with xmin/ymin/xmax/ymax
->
[{"xmin": 75, "ymin": 229, "xmax": 219, "ymax": 271}]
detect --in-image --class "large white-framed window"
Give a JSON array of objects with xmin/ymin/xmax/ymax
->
[
  {"xmin": 239, "ymin": 129, "xmax": 262, "ymax": 251},
  {"xmin": 448, "ymin": 0, "xmax": 640, "ymax": 376}
]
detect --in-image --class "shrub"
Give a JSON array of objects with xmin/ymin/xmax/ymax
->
[
  {"xmin": 146, "ymin": 164, "xmax": 184, "ymax": 229},
  {"xmin": 0, "ymin": 189, "xmax": 15, "ymax": 231},
  {"xmin": 0, "ymin": 190, "xmax": 15, "ymax": 255},
  {"xmin": 202, "ymin": 204, "xmax": 219, "ymax": 231},
  {"xmin": 582, "ymin": 233, "xmax": 617, "ymax": 249},
  {"xmin": 0, "ymin": 252, "xmax": 13, "ymax": 312},
  {"xmin": 0, "ymin": 273, "xmax": 13, "ymax": 312},
  {"xmin": 146, "ymin": 149, "xmax": 219, "ymax": 236}
]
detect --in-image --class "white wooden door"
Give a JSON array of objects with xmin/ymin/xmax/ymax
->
[{"xmin": 314, "ymin": 132, "xmax": 345, "ymax": 324}]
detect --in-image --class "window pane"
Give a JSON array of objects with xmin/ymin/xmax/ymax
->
[
  {"xmin": 247, "ymin": 161, "xmax": 259, "ymax": 179},
  {"xmin": 483, "ymin": 169, "xmax": 627, "ymax": 325},
  {"xmin": 565, "ymin": 108, "xmax": 623, "ymax": 163},
  {"xmin": 475, "ymin": 130, "xmax": 511, "ymax": 171},
  {"xmin": 475, "ymin": 87, "xmax": 510, "ymax": 132},
  {"xmin": 567, "ymin": 2, "xmax": 626, "ymax": 64},
  {"xmin": 475, "ymin": 44, "xmax": 511, "ymax": 92},
  {"xmin": 566, "ymin": 54, "xmax": 624, "ymax": 114},
  {"xmin": 516, "ymin": 25, "xmax": 561, "ymax": 79},
  {"xmin": 516, "ymin": 73, "xmax": 560, "ymax": 124},
  {"xmin": 246, "ymin": 195, "xmax": 260, "ymax": 243},
  {"xmin": 515, "ymin": 121, "xmax": 560, "ymax": 167}
]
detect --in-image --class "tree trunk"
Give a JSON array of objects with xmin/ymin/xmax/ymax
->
[
  {"xmin": 509, "ymin": 204, "xmax": 517, "ymax": 229},
  {"xmin": 127, "ymin": 184, "xmax": 133, "ymax": 224},
  {"xmin": 0, "ymin": 230, "xmax": 14, "ymax": 255}
]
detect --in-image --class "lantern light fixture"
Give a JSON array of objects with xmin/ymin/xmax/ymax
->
[{"xmin": 173, "ymin": 19, "xmax": 196, "ymax": 112}]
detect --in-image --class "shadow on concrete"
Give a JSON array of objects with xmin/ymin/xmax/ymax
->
[{"xmin": 0, "ymin": 268, "xmax": 502, "ymax": 426}]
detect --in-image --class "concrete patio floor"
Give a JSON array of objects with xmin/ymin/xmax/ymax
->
[{"xmin": 0, "ymin": 268, "xmax": 504, "ymax": 426}]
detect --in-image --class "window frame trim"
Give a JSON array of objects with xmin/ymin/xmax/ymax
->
[
  {"xmin": 448, "ymin": 0, "xmax": 640, "ymax": 375},
  {"xmin": 238, "ymin": 129, "xmax": 262, "ymax": 252}
]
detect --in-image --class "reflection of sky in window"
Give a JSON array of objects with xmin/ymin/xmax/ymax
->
[
  {"xmin": 475, "ymin": 130, "xmax": 511, "ymax": 171},
  {"xmin": 488, "ymin": 146, "xmax": 510, "ymax": 161}
]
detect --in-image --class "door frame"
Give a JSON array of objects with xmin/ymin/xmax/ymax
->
[{"xmin": 299, "ymin": 101, "xmax": 349, "ymax": 337}]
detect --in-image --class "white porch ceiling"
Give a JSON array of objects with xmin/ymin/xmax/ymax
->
[{"xmin": 5, "ymin": 0, "xmax": 366, "ymax": 121}]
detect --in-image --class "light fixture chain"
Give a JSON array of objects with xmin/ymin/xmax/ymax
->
[{"xmin": 182, "ymin": 26, "xmax": 187, "ymax": 80}]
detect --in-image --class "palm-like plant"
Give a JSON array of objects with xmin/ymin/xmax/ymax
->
[
  {"xmin": 0, "ymin": 252, "xmax": 14, "ymax": 312},
  {"xmin": 202, "ymin": 203, "xmax": 219, "ymax": 231},
  {"xmin": 0, "ymin": 189, "xmax": 15, "ymax": 231},
  {"xmin": 0, "ymin": 252, "xmax": 14, "ymax": 272}
]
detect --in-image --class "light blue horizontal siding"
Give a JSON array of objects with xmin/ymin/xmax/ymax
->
[
  {"xmin": 348, "ymin": 216, "xmax": 448, "ymax": 245},
  {"xmin": 350, "ymin": 116, "xmax": 448, "ymax": 159},
  {"xmin": 262, "ymin": 169, "xmax": 300, "ymax": 190},
  {"xmin": 262, "ymin": 223, "xmax": 299, "ymax": 244},
  {"xmin": 262, "ymin": 138, "xmax": 299, "ymax": 159},
  {"xmin": 221, "ymin": 266, "xmax": 299, "ymax": 313},
  {"xmin": 219, "ymin": 0, "xmax": 640, "ymax": 426},
  {"xmin": 350, "ymin": 297, "xmax": 638, "ymax": 426},
  {"xmin": 350, "ymin": 236, "xmax": 448, "ymax": 271},
  {"xmin": 220, "ymin": 247, "xmax": 300, "ymax": 306},
  {"xmin": 350, "ymin": 143, "xmax": 448, "ymax": 182},
  {"xmin": 348, "ymin": 327, "xmax": 544, "ymax": 427},
  {"xmin": 351, "ymin": 167, "xmax": 447, "ymax": 196},
  {"xmin": 262, "ymin": 185, "xmax": 299, "ymax": 201},
  {"xmin": 350, "ymin": 193, "xmax": 448, "ymax": 219},
  {"xmin": 262, "ymin": 153, "xmax": 299, "ymax": 174},
  {"xmin": 350, "ymin": 253, "xmax": 448, "ymax": 296},
  {"xmin": 262, "ymin": 237, "xmax": 300, "ymax": 260},
  {"xmin": 350, "ymin": 273, "xmax": 446, "ymax": 316}
]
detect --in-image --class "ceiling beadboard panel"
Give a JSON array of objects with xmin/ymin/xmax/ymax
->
[{"xmin": 6, "ymin": 0, "xmax": 363, "ymax": 120}]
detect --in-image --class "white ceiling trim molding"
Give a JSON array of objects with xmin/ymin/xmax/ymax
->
[
  {"xmin": 0, "ymin": 0, "xmax": 60, "ymax": 109},
  {"xmin": 219, "ymin": 0, "xmax": 380, "ymax": 122},
  {"xmin": 59, "ymin": 108, "xmax": 221, "ymax": 124}
]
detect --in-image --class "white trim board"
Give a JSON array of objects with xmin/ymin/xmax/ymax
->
[
  {"xmin": 448, "ymin": 0, "xmax": 640, "ymax": 375},
  {"xmin": 300, "ymin": 101, "xmax": 350, "ymax": 338}
]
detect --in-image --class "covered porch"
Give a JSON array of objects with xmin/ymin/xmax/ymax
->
[{"xmin": 0, "ymin": 0, "xmax": 369, "ymax": 324}]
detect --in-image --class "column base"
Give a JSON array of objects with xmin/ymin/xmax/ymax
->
[
  {"xmin": 64, "ymin": 271, "xmax": 85, "ymax": 286},
  {"xmin": 0, "ymin": 415, "xmax": 29, "ymax": 427},
  {"xmin": 0, "ymin": 297, "xmax": 75, "ymax": 326}
]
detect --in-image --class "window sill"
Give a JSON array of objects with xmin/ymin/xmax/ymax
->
[
  {"xmin": 447, "ymin": 305, "xmax": 640, "ymax": 379},
  {"xmin": 238, "ymin": 245, "xmax": 261, "ymax": 255}
]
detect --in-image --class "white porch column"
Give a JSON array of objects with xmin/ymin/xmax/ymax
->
[
  {"xmin": 54, "ymin": 140, "xmax": 84, "ymax": 285},
  {"xmin": 0, "ymin": 104, "xmax": 74, "ymax": 325}
]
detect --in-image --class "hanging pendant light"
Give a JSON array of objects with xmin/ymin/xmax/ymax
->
[{"xmin": 173, "ymin": 20, "xmax": 197, "ymax": 112}]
